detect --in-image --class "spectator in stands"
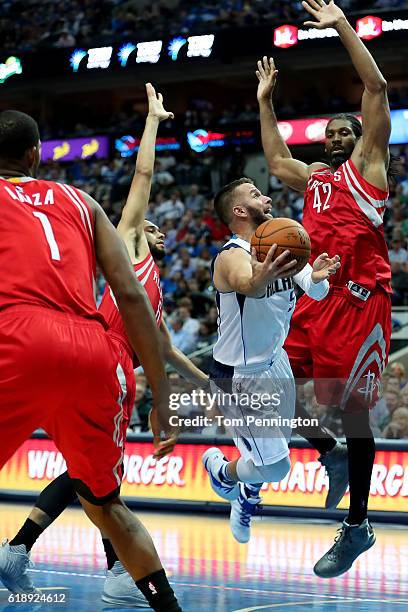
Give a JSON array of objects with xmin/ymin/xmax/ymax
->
[
  {"xmin": 129, "ymin": 373, "xmax": 151, "ymax": 433},
  {"xmin": 185, "ymin": 184, "xmax": 205, "ymax": 212},
  {"xmin": 401, "ymin": 383, "xmax": 408, "ymax": 408},
  {"xmin": 389, "ymin": 236, "xmax": 408, "ymax": 303},
  {"xmin": 152, "ymin": 160, "xmax": 175, "ymax": 187},
  {"xmin": 168, "ymin": 316, "xmax": 197, "ymax": 354},
  {"xmin": 386, "ymin": 375, "xmax": 404, "ymax": 394},
  {"xmin": 389, "ymin": 362, "xmax": 407, "ymax": 388},
  {"xmin": 170, "ymin": 249, "xmax": 197, "ymax": 280},
  {"xmin": 155, "ymin": 189, "xmax": 185, "ymax": 224},
  {"xmin": 176, "ymin": 302, "xmax": 200, "ymax": 336},
  {"xmin": 384, "ymin": 389, "xmax": 401, "ymax": 422},
  {"xmin": 382, "ymin": 407, "xmax": 408, "ymax": 439}
]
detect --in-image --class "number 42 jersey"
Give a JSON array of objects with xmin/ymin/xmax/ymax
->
[
  {"xmin": 303, "ymin": 158, "xmax": 391, "ymax": 293},
  {"xmin": 0, "ymin": 177, "xmax": 103, "ymax": 322}
]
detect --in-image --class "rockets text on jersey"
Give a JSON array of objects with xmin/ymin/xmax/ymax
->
[
  {"xmin": 303, "ymin": 158, "xmax": 391, "ymax": 293},
  {"xmin": 0, "ymin": 177, "xmax": 104, "ymax": 323},
  {"xmin": 99, "ymin": 252, "xmax": 163, "ymax": 362}
]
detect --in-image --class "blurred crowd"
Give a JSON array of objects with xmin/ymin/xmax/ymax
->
[
  {"xmin": 42, "ymin": 83, "xmax": 408, "ymax": 143},
  {"xmin": 1, "ymin": 0, "xmax": 408, "ymax": 54},
  {"xmin": 36, "ymin": 132, "xmax": 408, "ymax": 439}
]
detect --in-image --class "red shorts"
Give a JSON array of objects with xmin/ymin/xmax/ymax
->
[
  {"xmin": 284, "ymin": 287, "xmax": 391, "ymax": 411},
  {"xmin": 108, "ymin": 331, "xmax": 136, "ymax": 436},
  {"xmin": 0, "ymin": 306, "xmax": 135, "ymax": 503}
]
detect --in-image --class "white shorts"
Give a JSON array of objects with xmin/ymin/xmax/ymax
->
[{"xmin": 210, "ymin": 349, "xmax": 295, "ymax": 466}]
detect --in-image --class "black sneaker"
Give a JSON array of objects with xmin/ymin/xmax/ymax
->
[
  {"xmin": 319, "ymin": 442, "xmax": 349, "ymax": 509},
  {"xmin": 314, "ymin": 519, "xmax": 376, "ymax": 578}
]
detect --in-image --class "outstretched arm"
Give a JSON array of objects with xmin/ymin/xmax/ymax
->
[
  {"xmin": 160, "ymin": 319, "xmax": 209, "ymax": 386},
  {"xmin": 302, "ymin": 0, "xmax": 390, "ymax": 185},
  {"xmin": 257, "ymin": 57, "xmax": 325, "ymax": 192},
  {"xmin": 81, "ymin": 190, "xmax": 172, "ymax": 435},
  {"xmin": 117, "ymin": 83, "xmax": 174, "ymax": 262}
]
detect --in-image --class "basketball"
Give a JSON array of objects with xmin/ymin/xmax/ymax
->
[{"xmin": 250, "ymin": 218, "xmax": 311, "ymax": 274}]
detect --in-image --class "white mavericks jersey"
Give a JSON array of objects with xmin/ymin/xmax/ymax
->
[{"xmin": 212, "ymin": 235, "xmax": 328, "ymax": 368}]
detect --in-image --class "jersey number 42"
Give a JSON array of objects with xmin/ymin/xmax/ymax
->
[{"xmin": 313, "ymin": 183, "xmax": 332, "ymax": 214}]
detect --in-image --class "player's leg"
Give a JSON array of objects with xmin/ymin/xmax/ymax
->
[
  {"xmin": 48, "ymin": 321, "xmax": 181, "ymax": 612},
  {"xmin": 79, "ymin": 495, "xmax": 181, "ymax": 610},
  {"xmin": 231, "ymin": 351, "xmax": 296, "ymax": 543},
  {"xmin": 0, "ymin": 310, "xmax": 65, "ymax": 594},
  {"xmin": 10, "ymin": 471, "xmax": 76, "ymax": 550},
  {"xmin": 99, "ymin": 361, "xmax": 149, "ymax": 608},
  {"xmin": 313, "ymin": 291, "xmax": 391, "ymax": 578},
  {"xmin": 285, "ymin": 296, "xmax": 348, "ymax": 509},
  {"xmin": 204, "ymin": 351, "xmax": 295, "ymax": 543}
]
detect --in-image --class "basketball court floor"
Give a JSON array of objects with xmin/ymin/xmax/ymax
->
[{"xmin": 0, "ymin": 503, "xmax": 406, "ymax": 611}]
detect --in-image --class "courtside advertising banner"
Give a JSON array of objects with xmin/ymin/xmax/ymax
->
[{"xmin": 0, "ymin": 438, "xmax": 407, "ymax": 513}]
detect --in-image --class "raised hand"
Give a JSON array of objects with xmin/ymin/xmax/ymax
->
[
  {"xmin": 146, "ymin": 82, "xmax": 174, "ymax": 122},
  {"xmin": 256, "ymin": 56, "xmax": 279, "ymax": 102},
  {"xmin": 311, "ymin": 253, "xmax": 340, "ymax": 283},
  {"xmin": 302, "ymin": 0, "xmax": 346, "ymax": 29}
]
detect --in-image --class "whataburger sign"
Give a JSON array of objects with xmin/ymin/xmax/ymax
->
[{"xmin": 1, "ymin": 438, "xmax": 407, "ymax": 513}]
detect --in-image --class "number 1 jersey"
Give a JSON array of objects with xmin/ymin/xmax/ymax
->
[
  {"xmin": 0, "ymin": 177, "xmax": 104, "ymax": 323},
  {"xmin": 303, "ymin": 158, "xmax": 391, "ymax": 293}
]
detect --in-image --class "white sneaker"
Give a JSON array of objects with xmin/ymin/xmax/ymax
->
[
  {"xmin": 230, "ymin": 484, "xmax": 262, "ymax": 544},
  {"xmin": 101, "ymin": 561, "xmax": 150, "ymax": 607},
  {"xmin": 0, "ymin": 540, "xmax": 40, "ymax": 594},
  {"xmin": 202, "ymin": 447, "xmax": 239, "ymax": 501}
]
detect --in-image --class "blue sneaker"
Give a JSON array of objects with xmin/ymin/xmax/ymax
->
[
  {"xmin": 230, "ymin": 484, "xmax": 262, "ymax": 544},
  {"xmin": 314, "ymin": 519, "xmax": 376, "ymax": 578},
  {"xmin": 0, "ymin": 540, "xmax": 40, "ymax": 594},
  {"xmin": 202, "ymin": 447, "xmax": 239, "ymax": 501},
  {"xmin": 101, "ymin": 561, "xmax": 149, "ymax": 607},
  {"xmin": 319, "ymin": 442, "xmax": 349, "ymax": 509}
]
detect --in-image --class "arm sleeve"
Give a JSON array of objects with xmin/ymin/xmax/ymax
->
[{"xmin": 294, "ymin": 263, "xmax": 329, "ymax": 301}]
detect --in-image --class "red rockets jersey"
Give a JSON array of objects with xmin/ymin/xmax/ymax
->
[
  {"xmin": 99, "ymin": 252, "xmax": 163, "ymax": 362},
  {"xmin": 0, "ymin": 177, "xmax": 104, "ymax": 322},
  {"xmin": 303, "ymin": 158, "xmax": 391, "ymax": 293}
]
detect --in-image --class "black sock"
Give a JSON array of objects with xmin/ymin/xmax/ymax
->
[
  {"xmin": 295, "ymin": 402, "xmax": 337, "ymax": 455},
  {"xmin": 136, "ymin": 569, "xmax": 181, "ymax": 612},
  {"xmin": 10, "ymin": 519, "xmax": 44, "ymax": 552},
  {"xmin": 342, "ymin": 410, "xmax": 375, "ymax": 525},
  {"xmin": 102, "ymin": 538, "xmax": 119, "ymax": 570}
]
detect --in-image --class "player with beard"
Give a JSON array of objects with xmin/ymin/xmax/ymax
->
[
  {"xmin": 256, "ymin": 0, "xmax": 395, "ymax": 578},
  {"xmin": 202, "ymin": 177, "xmax": 340, "ymax": 544},
  {"xmin": 0, "ymin": 85, "xmax": 207, "ymax": 607}
]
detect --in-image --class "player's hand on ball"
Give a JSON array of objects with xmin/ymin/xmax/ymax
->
[
  {"xmin": 146, "ymin": 83, "xmax": 174, "ymax": 122},
  {"xmin": 311, "ymin": 253, "xmax": 340, "ymax": 283},
  {"xmin": 256, "ymin": 56, "xmax": 278, "ymax": 101},
  {"xmin": 302, "ymin": 0, "xmax": 346, "ymax": 30},
  {"xmin": 251, "ymin": 245, "xmax": 297, "ymax": 288}
]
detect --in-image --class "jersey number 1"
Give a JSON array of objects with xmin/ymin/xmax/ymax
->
[
  {"xmin": 33, "ymin": 211, "xmax": 61, "ymax": 261},
  {"xmin": 313, "ymin": 183, "xmax": 332, "ymax": 214}
]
